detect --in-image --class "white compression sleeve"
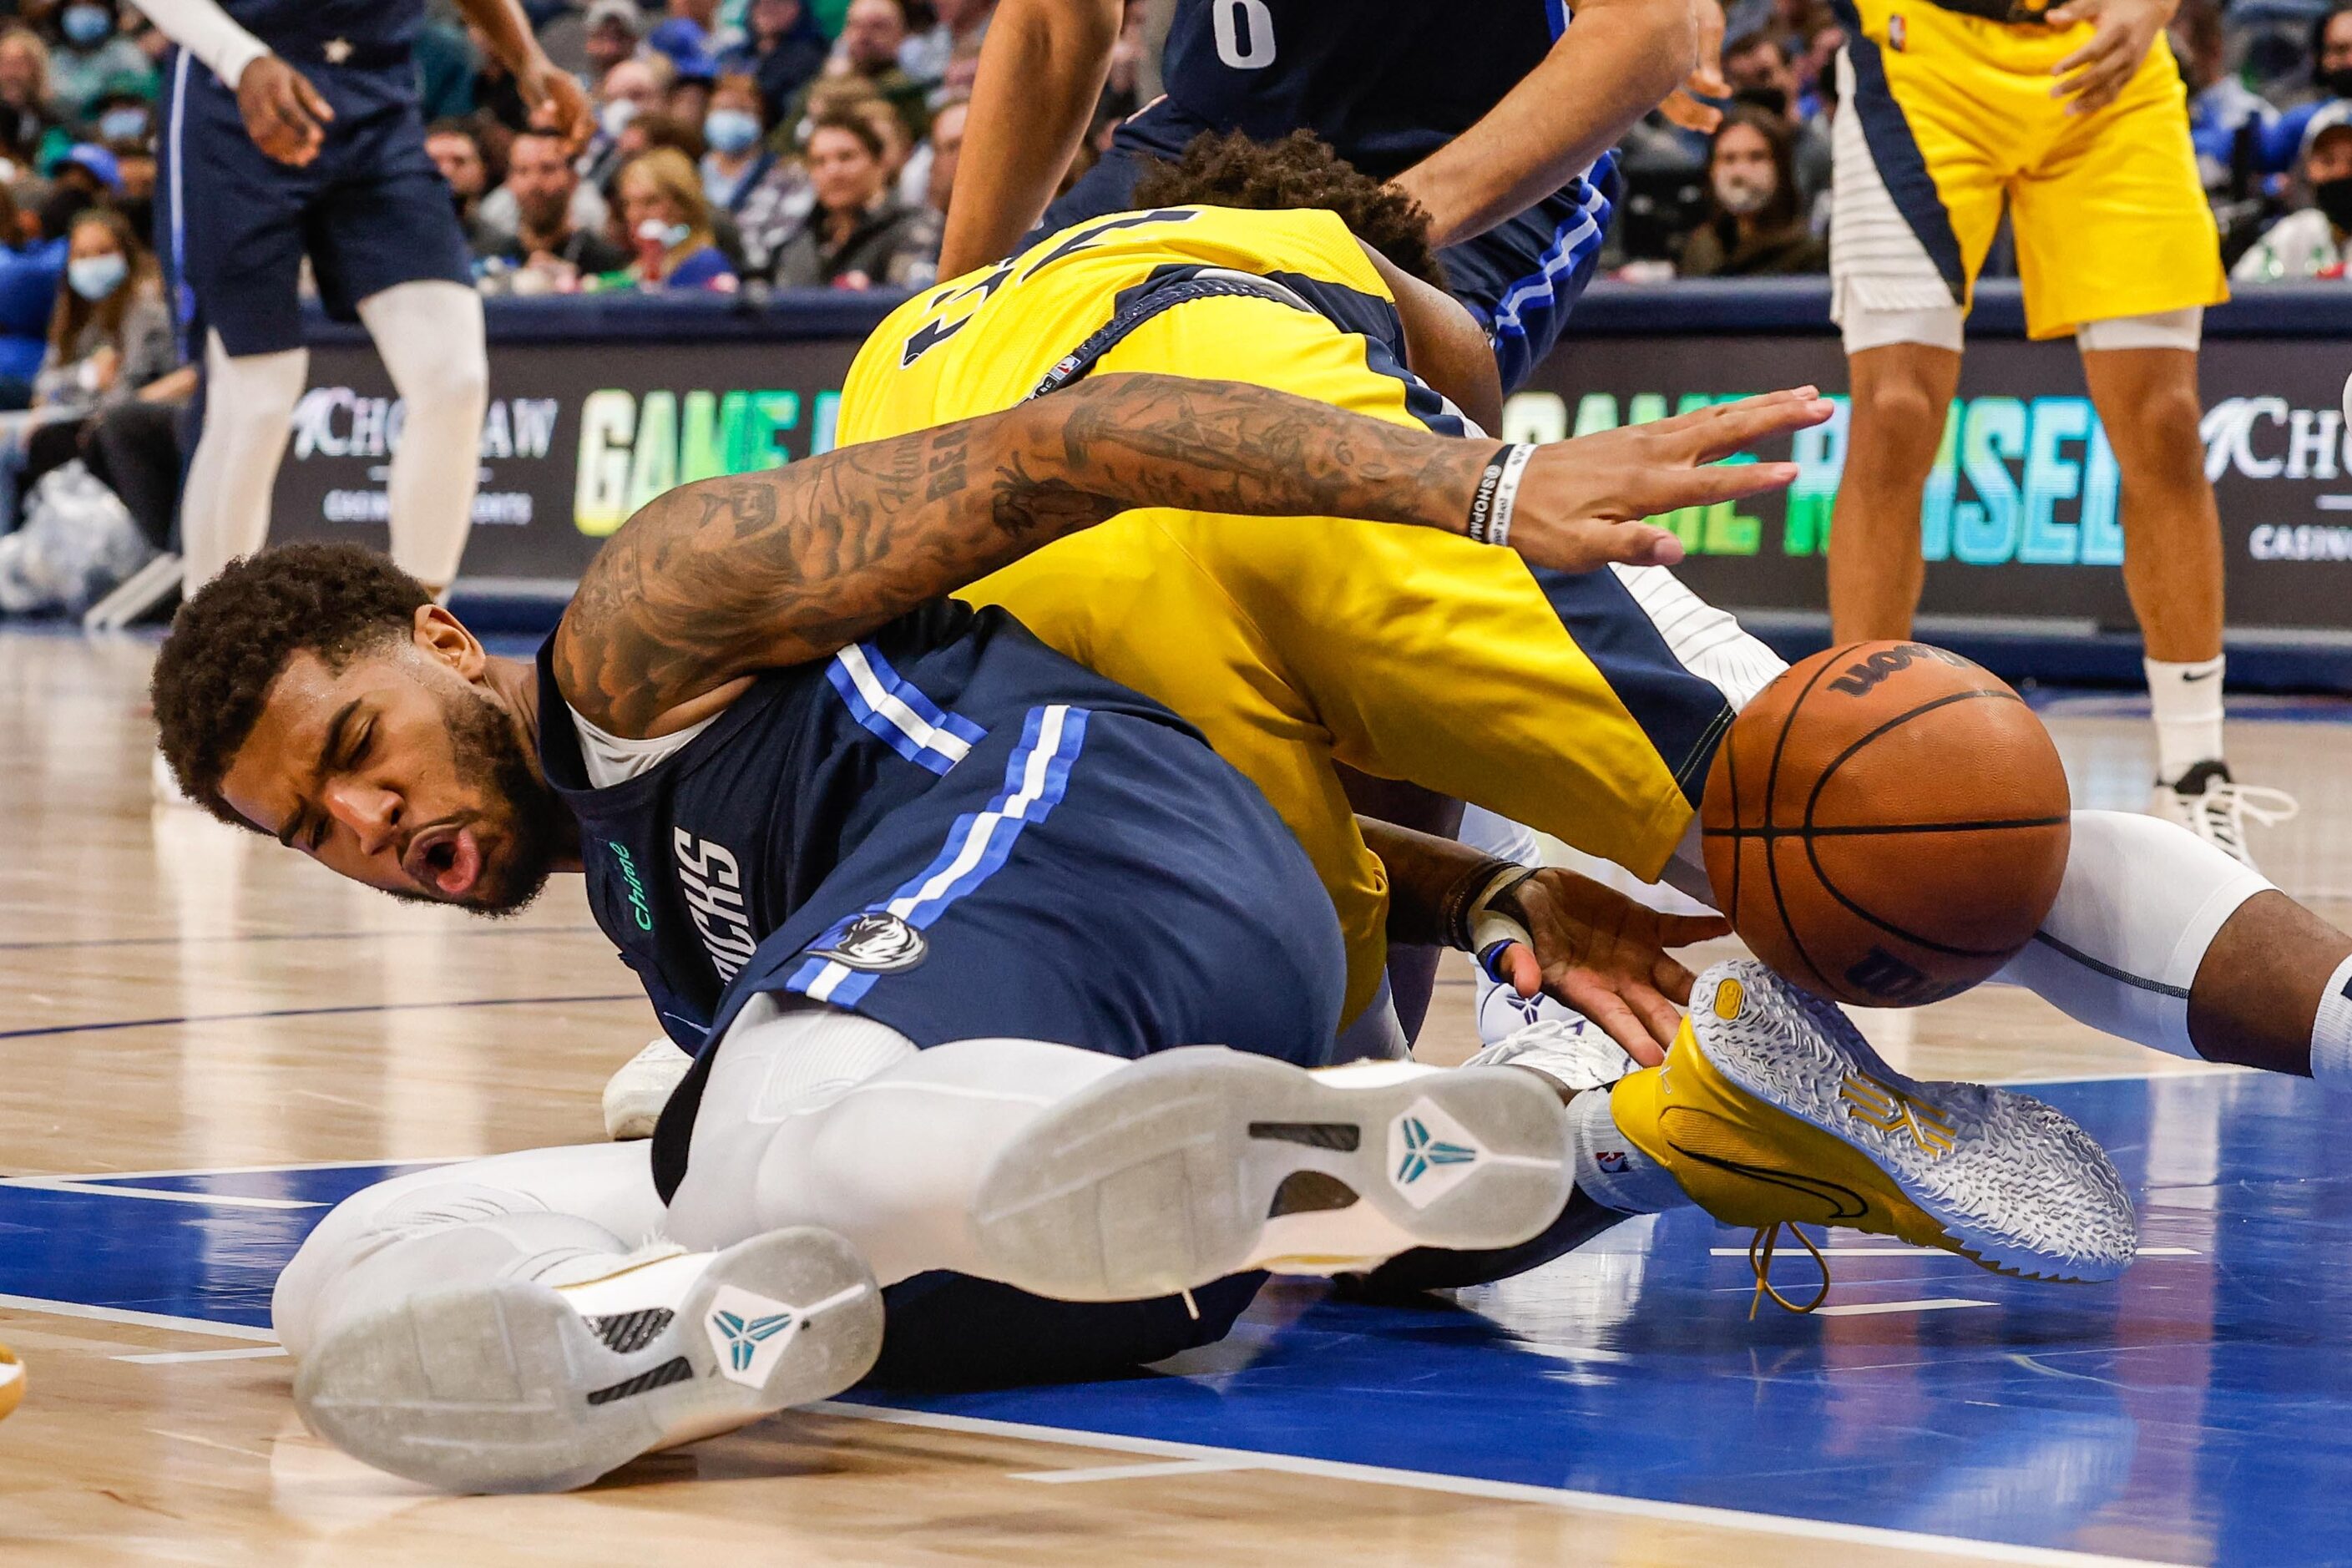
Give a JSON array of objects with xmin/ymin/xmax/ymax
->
[
  {"xmin": 662, "ymin": 998, "xmax": 1125, "ymax": 1285},
  {"xmin": 178, "ymin": 331, "xmax": 306, "ymax": 591},
  {"xmin": 357, "ymin": 281, "xmax": 489, "ymax": 592},
  {"xmin": 1994, "ymin": 809, "xmax": 2270, "ymax": 1060},
  {"xmin": 271, "ymin": 1141, "xmax": 665, "ymax": 1360},
  {"xmin": 128, "ymin": 0, "xmax": 270, "ymax": 88}
]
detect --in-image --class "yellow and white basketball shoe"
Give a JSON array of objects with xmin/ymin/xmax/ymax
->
[
  {"xmin": 0, "ymin": 1342, "xmax": 22, "ymax": 1421},
  {"xmin": 1611, "ymin": 961, "xmax": 2137, "ymax": 1287}
]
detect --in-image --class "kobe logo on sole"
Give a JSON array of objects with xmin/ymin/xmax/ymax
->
[
  {"xmin": 1388, "ymin": 1099, "xmax": 1485, "ymax": 1207},
  {"xmin": 704, "ymin": 1286, "xmax": 798, "ymax": 1386}
]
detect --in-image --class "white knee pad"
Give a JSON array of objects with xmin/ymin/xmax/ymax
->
[{"xmin": 2075, "ymin": 307, "xmax": 2203, "ymax": 353}]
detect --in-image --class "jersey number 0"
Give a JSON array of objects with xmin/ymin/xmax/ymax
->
[{"xmin": 1212, "ymin": 0, "xmax": 1277, "ymax": 68}]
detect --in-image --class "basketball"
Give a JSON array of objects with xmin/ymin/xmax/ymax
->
[{"xmin": 1700, "ymin": 641, "xmax": 2071, "ymax": 1009}]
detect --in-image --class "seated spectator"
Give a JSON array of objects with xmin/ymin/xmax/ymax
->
[
  {"xmin": 1677, "ymin": 107, "xmax": 1827, "ymax": 278},
  {"xmin": 425, "ymin": 119, "xmax": 512, "ymax": 254},
  {"xmin": 701, "ymin": 72, "xmax": 804, "ymax": 229},
  {"xmin": 87, "ymin": 77, "xmax": 151, "ymax": 146},
  {"xmin": 48, "ymin": 3, "xmax": 151, "ymax": 125},
  {"xmin": 478, "ymin": 128, "xmax": 630, "ymax": 291},
  {"xmin": 580, "ymin": 0, "xmax": 647, "ymax": 86},
  {"xmin": 14, "ymin": 208, "xmax": 172, "ymax": 501},
  {"xmin": 788, "ymin": 0, "xmax": 929, "ymax": 147},
  {"xmin": 0, "ymin": 29, "xmax": 68, "ymax": 173},
  {"xmin": 1721, "ymin": 30, "xmax": 1831, "ymax": 208},
  {"xmin": 613, "ymin": 145, "xmax": 738, "ymax": 289},
  {"xmin": 670, "ymin": 56, "xmax": 720, "ymax": 137},
  {"xmin": 584, "ymin": 56, "xmax": 674, "ymax": 191},
  {"xmin": 38, "ymin": 145, "xmax": 121, "ymax": 240},
  {"xmin": 901, "ymin": 0, "xmax": 993, "ymax": 89},
  {"xmin": 2235, "ymin": 106, "xmax": 2352, "ymax": 281},
  {"xmin": 2257, "ymin": 3, "xmax": 2352, "ymax": 179},
  {"xmin": 770, "ymin": 106, "xmax": 939, "ymax": 288},
  {"xmin": 650, "ymin": 0, "xmax": 736, "ymax": 63},
  {"xmin": 0, "ymin": 184, "xmax": 65, "ymax": 409},
  {"xmin": 901, "ymin": 90, "xmax": 965, "ymax": 214},
  {"xmin": 720, "ymin": 0, "xmax": 830, "ymax": 124}
]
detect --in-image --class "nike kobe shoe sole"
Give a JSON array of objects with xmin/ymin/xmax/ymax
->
[
  {"xmin": 1618, "ymin": 960, "xmax": 2137, "ymax": 1282},
  {"xmin": 969, "ymin": 1045, "xmax": 1572, "ymax": 1301},
  {"xmin": 295, "ymin": 1227, "xmax": 883, "ymax": 1494}
]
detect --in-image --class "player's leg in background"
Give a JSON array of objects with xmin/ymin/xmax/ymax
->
[
  {"xmin": 1825, "ymin": 336, "xmax": 1962, "ymax": 640},
  {"xmin": 177, "ymin": 327, "xmax": 307, "ymax": 590},
  {"xmin": 355, "ymin": 281, "xmax": 489, "ymax": 596},
  {"xmin": 2078, "ymin": 328, "xmax": 2295, "ymax": 862}
]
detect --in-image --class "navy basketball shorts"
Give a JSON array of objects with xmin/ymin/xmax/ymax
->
[
  {"xmin": 159, "ymin": 51, "xmax": 472, "ymax": 357},
  {"xmin": 1038, "ymin": 103, "xmax": 1618, "ymax": 392}
]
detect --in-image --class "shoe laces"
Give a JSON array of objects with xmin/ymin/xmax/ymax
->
[
  {"xmin": 2188, "ymin": 781, "xmax": 2299, "ymax": 857},
  {"xmin": 1747, "ymin": 1222, "xmax": 1832, "ymax": 1318}
]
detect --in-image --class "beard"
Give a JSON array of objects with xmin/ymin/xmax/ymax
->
[{"xmin": 382, "ymin": 685, "xmax": 563, "ymax": 917}]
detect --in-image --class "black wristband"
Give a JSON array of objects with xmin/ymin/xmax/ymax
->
[{"xmin": 1466, "ymin": 443, "xmax": 1511, "ymax": 544}]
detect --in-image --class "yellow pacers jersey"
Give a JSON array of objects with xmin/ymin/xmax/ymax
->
[{"xmin": 840, "ymin": 206, "xmax": 1743, "ymax": 1031}]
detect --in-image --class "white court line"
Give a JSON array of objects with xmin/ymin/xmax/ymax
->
[
  {"xmin": 812, "ymin": 1403, "xmax": 2180, "ymax": 1567},
  {"xmin": 1013, "ymin": 1457, "xmax": 1263, "ymax": 1485},
  {"xmin": 1812, "ymin": 1297, "xmax": 1994, "ymax": 1318},
  {"xmin": 7, "ymin": 1156, "xmax": 457, "ymax": 1182},
  {"xmin": 1990, "ymin": 1067, "xmax": 2252, "ymax": 1087},
  {"xmin": 1709, "ymin": 1246, "xmax": 2203, "ymax": 1258},
  {"xmin": 116, "ymin": 1346, "xmax": 289, "ymax": 1365},
  {"xmin": 0, "ymin": 1177, "xmax": 320, "ymax": 1210},
  {"xmin": 0, "ymin": 1294, "xmax": 279, "ymax": 1343}
]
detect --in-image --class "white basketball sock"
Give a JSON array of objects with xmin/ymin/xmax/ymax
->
[
  {"xmin": 2145, "ymin": 655, "xmax": 2226, "ymax": 785},
  {"xmin": 2309, "ymin": 953, "xmax": 2352, "ymax": 1092},
  {"xmin": 357, "ymin": 281, "xmax": 488, "ymax": 593},
  {"xmin": 1567, "ymin": 1085, "xmax": 1687, "ymax": 1215}
]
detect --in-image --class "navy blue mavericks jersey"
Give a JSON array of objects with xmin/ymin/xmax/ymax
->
[
  {"xmin": 1158, "ymin": 0, "xmax": 1564, "ymax": 179},
  {"xmin": 537, "ymin": 600, "xmax": 1348, "ymax": 1065},
  {"xmin": 218, "ymin": 0, "xmax": 422, "ymax": 57}
]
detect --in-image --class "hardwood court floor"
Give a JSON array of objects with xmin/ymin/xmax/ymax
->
[{"xmin": 2, "ymin": 626, "xmax": 2344, "ymax": 1566}]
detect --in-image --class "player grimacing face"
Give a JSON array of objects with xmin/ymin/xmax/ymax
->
[{"xmin": 216, "ymin": 633, "xmax": 564, "ymax": 915}]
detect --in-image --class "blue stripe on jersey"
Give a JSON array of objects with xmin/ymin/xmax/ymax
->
[
  {"xmin": 1545, "ymin": 0, "xmax": 1569, "ymax": 38},
  {"xmin": 825, "ymin": 641, "xmax": 989, "ymax": 776},
  {"xmin": 1491, "ymin": 155, "xmax": 1616, "ymax": 348},
  {"xmin": 785, "ymin": 704, "xmax": 1093, "ymax": 1007}
]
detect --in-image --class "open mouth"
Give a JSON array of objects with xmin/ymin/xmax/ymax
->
[{"xmin": 404, "ymin": 822, "xmax": 485, "ymax": 900}]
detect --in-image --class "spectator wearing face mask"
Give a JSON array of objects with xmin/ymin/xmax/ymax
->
[
  {"xmin": 2253, "ymin": 3, "xmax": 2352, "ymax": 180},
  {"xmin": 787, "ymin": 0, "xmax": 928, "ymax": 149},
  {"xmin": 583, "ymin": 55, "xmax": 674, "ymax": 193},
  {"xmin": 717, "ymin": 0, "xmax": 828, "ymax": 124},
  {"xmin": 1677, "ymin": 106, "xmax": 1826, "ymax": 279},
  {"xmin": 769, "ymin": 104, "xmax": 937, "ymax": 289},
  {"xmin": 611, "ymin": 144, "xmax": 737, "ymax": 289},
  {"xmin": 4, "ymin": 207, "xmax": 170, "ymax": 510},
  {"xmin": 0, "ymin": 29, "xmax": 68, "ymax": 172},
  {"xmin": 48, "ymin": 3, "xmax": 153, "ymax": 123},
  {"xmin": 2234, "ymin": 106, "xmax": 2352, "ymax": 281},
  {"xmin": 701, "ymin": 71, "xmax": 803, "ymax": 229},
  {"xmin": 1719, "ymin": 30, "xmax": 1830, "ymax": 210}
]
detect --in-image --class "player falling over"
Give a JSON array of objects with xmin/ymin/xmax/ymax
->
[{"xmin": 154, "ymin": 164, "xmax": 2352, "ymax": 1493}]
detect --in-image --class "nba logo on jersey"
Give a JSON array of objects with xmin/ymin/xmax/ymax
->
[
  {"xmin": 810, "ymin": 912, "xmax": 929, "ymax": 973},
  {"xmin": 1888, "ymin": 14, "xmax": 1907, "ymax": 50}
]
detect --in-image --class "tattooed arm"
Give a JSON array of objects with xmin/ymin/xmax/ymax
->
[{"xmin": 554, "ymin": 372, "xmax": 1830, "ymax": 736}]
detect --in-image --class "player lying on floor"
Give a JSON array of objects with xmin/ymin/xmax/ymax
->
[{"xmin": 154, "ymin": 373, "xmax": 2137, "ymax": 1493}]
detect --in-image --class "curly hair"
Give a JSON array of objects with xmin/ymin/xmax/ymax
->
[
  {"xmin": 151, "ymin": 544, "xmax": 432, "ymax": 828},
  {"xmin": 1130, "ymin": 129, "xmax": 1447, "ymax": 291}
]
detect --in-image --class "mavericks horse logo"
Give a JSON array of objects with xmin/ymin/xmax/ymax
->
[{"xmin": 810, "ymin": 911, "xmax": 928, "ymax": 973}]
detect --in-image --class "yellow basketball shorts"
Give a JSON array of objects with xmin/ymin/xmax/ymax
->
[
  {"xmin": 957, "ymin": 287, "xmax": 1785, "ymax": 1026},
  {"xmin": 1828, "ymin": 0, "xmax": 2225, "ymax": 339}
]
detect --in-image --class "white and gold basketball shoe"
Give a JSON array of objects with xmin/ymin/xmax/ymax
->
[
  {"xmin": 0, "ymin": 1341, "xmax": 22, "ymax": 1422},
  {"xmin": 295, "ymin": 1227, "xmax": 883, "ymax": 1494},
  {"xmin": 603, "ymin": 1038, "xmax": 694, "ymax": 1141},
  {"xmin": 1612, "ymin": 960, "xmax": 2138, "ymax": 1287},
  {"xmin": 968, "ymin": 1046, "xmax": 1575, "ymax": 1301}
]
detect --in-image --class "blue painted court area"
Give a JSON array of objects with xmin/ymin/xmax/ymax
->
[{"xmin": 8, "ymin": 1075, "xmax": 2350, "ymax": 1563}]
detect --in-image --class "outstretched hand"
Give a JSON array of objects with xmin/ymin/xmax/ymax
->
[
  {"xmin": 1484, "ymin": 867, "xmax": 1731, "ymax": 1063},
  {"xmin": 1504, "ymin": 387, "xmax": 1834, "ymax": 574}
]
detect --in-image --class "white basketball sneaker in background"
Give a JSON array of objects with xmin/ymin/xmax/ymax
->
[{"xmin": 604, "ymin": 1039, "xmax": 695, "ymax": 1141}]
